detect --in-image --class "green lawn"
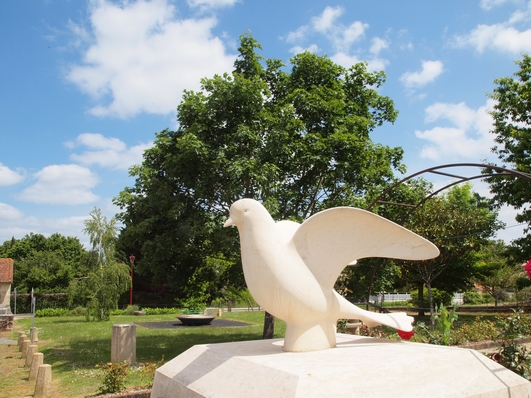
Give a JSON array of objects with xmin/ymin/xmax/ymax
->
[{"xmin": 0, "ymin": 311, "xmax": 286, "ymax": 398}]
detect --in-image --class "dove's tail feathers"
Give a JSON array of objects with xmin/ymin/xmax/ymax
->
[{"xmin": 336, "ymin": 293, "xmax": 414, "ymax": 332}]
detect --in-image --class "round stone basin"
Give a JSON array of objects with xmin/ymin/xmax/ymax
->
[{"xmin": 177, "ymin": 315, "xmax": 215, "ymax": 326}]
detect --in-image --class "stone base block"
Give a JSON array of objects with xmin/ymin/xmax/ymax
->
[
  {"xmin": 151, "ymin": 334, "xmax": 531, "ymax": 398},
  {"xmin": 111, "ymin": 323, "xmax": 136, "ymax": 364}
]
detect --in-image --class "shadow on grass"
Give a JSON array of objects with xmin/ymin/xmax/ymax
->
[{"xmin": 40, "ymin": 328, "xmax": 266, "ymax": 375}]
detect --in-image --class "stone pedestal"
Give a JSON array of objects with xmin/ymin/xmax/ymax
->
[
  {"xmin": 34, "ymin": 364, "xmax": 52, "ymax": 398},
  {"xmin": 111, "ymin": 323, "xmax": 136, "ymax": 364},
  {"xmin": 25, "ymin": 345, "xmax": 38, "ymax": 367},
  {"xmin": 30, "ymin": 327, "xmax": 39, "ymax": 343},
  {"xmin": 21, "ymin": 339, "xmax": 30, "ymax": 358},
  {"xmin": 151, "ymin": 334, "xmax": 531, "ymax": 398},
  {"xmin": 29, "ymin": 352, "xmax": 44, "ymax": 381}
]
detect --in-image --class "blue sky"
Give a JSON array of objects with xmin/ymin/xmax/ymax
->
[{"xmin": 1, "ymin": 0, "xmax": 530, "ymax": 248}]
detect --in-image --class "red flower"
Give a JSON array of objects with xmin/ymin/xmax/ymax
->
[
  {"xmin": 397, "ymin": 330, "xmax": 414, "ymax": 340},
  {"xmin": 525, "ymin": 259, "xmax": 531, "ymax": 279}
]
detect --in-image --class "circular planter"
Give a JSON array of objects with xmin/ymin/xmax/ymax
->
[{"xmin": 177, "ymin": 315, "xmax": 215, "ymax": 326}]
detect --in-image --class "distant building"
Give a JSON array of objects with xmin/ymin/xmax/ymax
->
[{"xmin": 0, "ymin": 258, "xmax": 13, "ymax": 314}]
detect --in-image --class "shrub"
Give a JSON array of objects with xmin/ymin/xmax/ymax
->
[
  {"xmin": 35, "ymin": 308, "xmax": 69, "ymax": 317},
  {"xmin": 139, "ymin": 356, "xmax": 165, "ymax": 388},
  {"xmin": 97, "ymin": 361, "xmax": 128, "ymax": 394},
  {"xmin": 409, "ymin": 288, "xmax": 453, "ymax": 307},
  {"xmin": 452, "ymin": 317, "xmax": 498, "ymax": 344},
  {"xmin": 123, "ymin": 305, "xmax": 140, "ymax": 315},
  {"xmin": 414, "ymin": 306, "xmax": 458, "ymax": 346},
  {"xmin": 144, "ymin": 307, "xmax": 177, "ymax": 315},
  {"xmin": 67, "ymin": 306, "xmax": 87, "ymax": 317}
]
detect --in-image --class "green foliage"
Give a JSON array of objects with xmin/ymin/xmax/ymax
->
[
  {"xmin": 35, "ymin": 308, "xmax": 68, "ymax": 317},
  {"xmin": 487, "ymin": 54, "xmax": 531, "ymax": 260},
  {"xmin": 409, "ymin": 288, "xmax": 453, "ymax": 307},
  {"xmin": 474, "ymin": 240, "xmax": 521, "ymax": 306},
  {"xmin": 401, "ymin": 183, "xmax": 502, "ymax": 316},
  {"xmin": 452, "ymin": 317, "xmax": 498, "ymax": 345},
  {"xmin": 81, "ymin": 263, "xmax": 131, "ymax": 321},
  {"xmin": 67, "ymin": 306, "xmax": 87, "ymax": 317},
  {"xmin": 138, "ymin": 356, "xmax": 165, "ymax": 388},
  {"xmin": 97, "ymin": 361, "xmax": 128, "ymax": 394},
  {"xmin": 68, "ymin": 208, "xmax": 131, "ymax": 321},
  {"xmin": 463, "ymin": 290, "xmax": 494, "ymax": 304},
  {"xmin": 11, "ymin": 293, "xmax": 69, "ymax": 313},
  {"xmin": 143, "ymin": 307, "xmax": 177, "ymax": 315},
  {"xmin": 0, "ymin": 233, "xmax": 86, "ymax": 293},
  {"xmin": 415, "ymin": 305, "xmax": 458, "ymax": 345},
  {"xmin": 123, "ymin": 305, "xmax": 140, "ymax": 315},
  {"xmin": 490, "ymin": 310, "xmax": 531, "ymax": 379},
  {"xmin": 114, "ymin": 32, "xmax": 403, "ymax": 300}
]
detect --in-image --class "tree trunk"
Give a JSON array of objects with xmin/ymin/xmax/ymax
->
[
  {"xmin": 263, "ymin": 311, "xmax": 275, "ymax": 339},
  {"xmin": 417, "ymin": 282, "xmax": 425, "ymax": 317},
  {"xmin": 426, "ymin": 282, "xmax": 435, "ymax": 329}
]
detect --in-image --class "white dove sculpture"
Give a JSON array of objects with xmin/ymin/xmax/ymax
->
[{"xmin": 224, "ymin": 198, "xmax": 439, "ymax": 352}]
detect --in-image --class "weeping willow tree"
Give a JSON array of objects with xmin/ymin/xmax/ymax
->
[{"xmin": 69, "ymin": 208, "xmax": 130, "ymax": 321}]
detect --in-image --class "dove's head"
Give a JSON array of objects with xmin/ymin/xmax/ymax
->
[{"xmin": 224, "ymin": 199, "xmax": 271, "ymax": 228}]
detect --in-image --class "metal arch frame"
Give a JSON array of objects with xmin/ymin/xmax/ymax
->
[
  {"xmin": 363, "ymin": 162, "xmax": 531, "ymax": 309},
  {"xmin": 367, "ymin": 162, "xmax": 531, "ymax": 219}
]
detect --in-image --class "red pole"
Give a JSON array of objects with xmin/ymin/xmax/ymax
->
[{"xmin": 129, "ymin": 255, "xmax": 135, "ymax": 306}]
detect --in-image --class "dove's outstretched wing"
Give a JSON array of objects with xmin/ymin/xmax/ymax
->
[{"xmin": 291, "ymin": 207, "xmax": 439, "ymax": 289}]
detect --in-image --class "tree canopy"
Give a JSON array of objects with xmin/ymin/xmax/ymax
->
[
  {"xmin": 488, "ymin": 54, "xmax": 531, "ymax": 260},
  {"xmin": 0, "ymin": 233, "xmax": 86, "ymax": 293},
  {"xmin": 114, "ymin": 33, "xmax": 405, "ymax": 300}
]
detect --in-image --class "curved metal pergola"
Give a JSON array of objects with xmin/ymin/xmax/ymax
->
[{"xmin": 363, "ymin": 162, "xmax": 531, "ymax": 307}]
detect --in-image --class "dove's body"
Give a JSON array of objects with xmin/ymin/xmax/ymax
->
[{"xmin": 225, "ymin": 199, "xmax": 439, "ymax": 352}]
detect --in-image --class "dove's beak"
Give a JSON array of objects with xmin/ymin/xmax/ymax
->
[{"xmin": 223, "ymin": 218, "xmax": 234, "ymax": 228}]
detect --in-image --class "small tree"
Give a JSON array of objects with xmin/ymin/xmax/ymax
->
[
  {"xmin": 475, "ymin": 241, "xmax": 521, "ymax": 306},
  {"xmin": 70, "ymin": 208, "xmax": 130, "ymax": 321},
  {"xmin": 401, "ymin": 184, "xmax": 502, "ymax": 320}
]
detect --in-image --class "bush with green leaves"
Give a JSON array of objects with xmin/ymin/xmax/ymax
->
[
  {"xmin": 414, "ymin": 305, "xmax": 458, "ymax": 345},
  {"xmin": 35, "ymin": 308, "xmax": 68, "ymax": 317},
  {"xmin": 97, "ymin": 361, "xmax": 129, "ymax": 394},
  {"xmin": 409, "ymin": 288, "xmax": 454, "ymax": 308},
  {"xmin": 489, "ymin": 310, "xmax": 531, "ymax": 379},
  {"xmin": 451, "ymin": 317, "xmax": 498, "ymax": 345}
]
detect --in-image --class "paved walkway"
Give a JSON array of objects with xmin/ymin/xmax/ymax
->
[{"xmin": 0, "ymin": 338, "xmax": 17, "ymax": 345}]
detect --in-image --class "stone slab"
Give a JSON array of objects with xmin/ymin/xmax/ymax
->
[{"xmin": 151, "ymin": 334, "xmax": 531, "ymax": 398}]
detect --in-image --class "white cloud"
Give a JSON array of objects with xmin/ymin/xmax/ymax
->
[
  {"xmin": 400, "ymin": 60, "xmax": 444, "ymax": 88},
  {"xmin": 331, "ymin": 52, "xmax": 388, "ymax": 72},
  {"xmin": 289, "ymin": 44, "xmax": 320, "ymax": 55},
  {"xmin": 285, "ymin": 6, "xmax": 385, "ymax": 70},
  {"xmin": 370, "ymin": 37, "xmax": 389, "ymax": 55},
  {"xmin": 311, "ymin": 6, "xmax": 344, "ymax": 33},
  {"xmin": 286, "ymin": 26, "xmax": 309, "ymax": 44},
  {"xmin": 0, "ymin": 163, "xmax": 25, "ymax": 186},
  {"xmin": 480, "ymin": 0, "xmax": 515, "ymax": 10},
  {"xmin": 18, "ymin": 164, "xmax": 100, "ymax": 205},
  {"xmin": 187, "ymin": 0, "xmax": 240, "ymax": 10},
  {"xmin": 415, "ymin": 100, "xmax": 495, "ymax": 161},
  {"xmin": 67, "ymin": 0, "xmax": 236, "ymax": 118},
  {"xmin": 0, "ymin": 203, "xmax": 24, "ymax": 221},
  {"xmin": 287, "ymin": 6, "xmax": 368, "ymax": 53},
  {"xmin": 67, "ymin": 133, "xmax": 151, "ymax": 170},
  {"xmin": 454, "ymin": 3, "xmax": 531, "ymax": 53}
]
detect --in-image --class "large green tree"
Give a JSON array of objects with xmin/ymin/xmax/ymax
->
[
  {"xmin": 0, "ymin": 233, "xmax": 86, "ymax": 293},
  {"xmin": 114, "ymin": 33, "xmax": 404, "ymax": 303},
  {"xmin": 488, "ymin": 55, "xmax": 531, "ymax": 260}
]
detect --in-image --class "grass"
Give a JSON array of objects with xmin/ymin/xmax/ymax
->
[{"xmin": 0, "ymin": 311, "xmax": 286, "ymax": 398}]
